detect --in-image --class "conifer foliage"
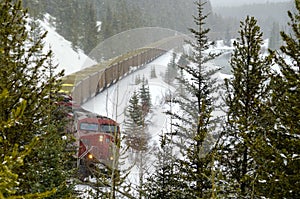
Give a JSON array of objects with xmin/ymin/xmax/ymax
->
[
  {"xmin": 0, "ymin": 90, "xmax": 55, "ymax": 198},
  {"xmin": 220, "ymin": 15, "xmax": 272, "ymax": 197},
  {"xmin": 143, "ymin": 135, "xmax": 180, "ymax": 199},
  {"xmin": 165, "ymin": 0, "xmax": 221, "ymax": 197},
  {"xmin": 123, "ymin": 80, "xmax": 152, "ymax": 199},
  {"xmin": 254, "ymin": 0, "xmax": 300, "ymax": 197},
  {"xmin": 0, "ymin": 0, "xmax": 74, "ymax": 197},
  {"xmin": 123, "ymin": 79, "xmax": 151, "ymax": 152},
  {"xmin": 124, "ymin": 91, "xmax": 146, "ymax": 151},
  {"xmin": 164, "ymin": 52, "xmax": 178, "ymax": 85}
]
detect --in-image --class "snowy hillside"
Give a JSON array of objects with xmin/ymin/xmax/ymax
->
[{"xmin": 39, "ymin": 14, "xmax": 96, "ymax": 76}]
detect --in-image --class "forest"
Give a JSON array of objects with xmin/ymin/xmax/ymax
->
[
  {"xmin": 21, "ymin": 0, "xmax": 292, "ymax": 54},
  {"xmin": 0, "ymin": 0, "xmax": 299, "ymax": 198}
]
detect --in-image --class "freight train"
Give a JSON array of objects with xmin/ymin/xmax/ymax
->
[
  {"xmin": 74, "ymin": 107, "xmax": 120, "ymax": 179},
  {"xmin": 61, "ymin": 34, "xmax": 188, "ymax": 179}
]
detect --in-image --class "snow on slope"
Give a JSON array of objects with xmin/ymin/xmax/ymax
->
[{"xmin": 38, "ymin": 14, "xmax": 96, "ymax": 76}]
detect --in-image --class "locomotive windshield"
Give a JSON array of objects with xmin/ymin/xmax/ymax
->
[
  {"xmin": 80, "ymin": 122, "xmax": 99, "ymax": 131},
  {"xmin": 100, "ymin": 124, "xmax": 118, "ymax": 133}
]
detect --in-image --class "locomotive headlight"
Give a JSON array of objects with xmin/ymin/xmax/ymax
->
[
  {"xmin": 99, "ymin": 135, "xmax": 103, "ymax": 142},
  {"xmin": 88, "ymin": 154, "xmax": 93, "ymax": 159},
  {"xmin": 110, "ymin": 156, "xmax": 114, "ymax": 160}
]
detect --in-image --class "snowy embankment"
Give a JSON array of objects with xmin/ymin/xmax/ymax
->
[{"xmin": 39, "ymin": 14, "xmax": 96, "ymax": 75}]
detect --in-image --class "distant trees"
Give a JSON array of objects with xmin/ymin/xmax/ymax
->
[
  {"xmin": 164, "ymin": 52, "xmax": 178, "ymax": 85},
  {"xmin": 53, "ymin": 0, "xmax": 100, "ymax": 54},
  {"xmin": 100, "ymin": 0, "xmax": 144, "ymax": 40},
  {"xmin": 23, "ymin": 0, "xmax": 100, "ymax": 54},
  {"xmin": 0, "ymin": 0, "xmax": 75, "ymax": 197},
  {"xmin": 80, "ymin": 2, "xmax": 99, "ymax": 53},
  {"xmin": 268, "ymin": 22, "xmax": 281, "ymax": 50},
  {"xmin": 150, "ymin": 66, "xmax": 157, "ymax": 79}
]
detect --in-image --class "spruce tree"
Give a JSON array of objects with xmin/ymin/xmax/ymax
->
[
  {"xmin": 150, "ymin": 66, "xmax": 157, "ymax": 79},
  {"xmin": 254, "ymin": 0, "xmax": 300, "ymax": 197},
  {"xmin": 81, "ymin": 1, "xmax": 99, "ymax": 54},
  {"xmin": 166, "ymin": 0, "xmax": 221, "ymax": 197},
  {"xmin": 0, "ymin": 0, "xmax": 75, "ymax": 197},
  {"xmin": 268, "ymin": 22, "xmax": 281, "ymax": 50},
  {"xmin": 123, "ymin": 91, "xmax": 146, "ymax": 151},
  {"xmin": 143, "ymin": 135, "xmax": 181, "ymax": 199},
  {"xmin": 123, "ymin": 89, "xmax": 152, "ymax": 199},
  {"xmin": 139, "ymin": 78, "xmax": 151, "ymax": 115},
  {"xmin": 0, "ymin": 89, "xmax": 55, "ymax": 198},
  {"xmin": 164, "ymin": 52, "xmax": 178, "ymax": 85},
  {"xmin": 224, "ymin": 27, "xmax": 232, "ymax": 47},
  {"xmin": 176, "ymin": 54, "xmax": 189, "ymax": 96},
  {"xmin": 220, "ymin": 16, "xmax": 271, "ymax": 197}
]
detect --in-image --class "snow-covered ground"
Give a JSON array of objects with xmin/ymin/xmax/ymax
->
[{"xmin": 39, "ymin": 14, "xmax": 96, "ymax": 75}]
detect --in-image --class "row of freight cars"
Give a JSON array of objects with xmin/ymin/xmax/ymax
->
[{"xmin": 60, "ymin": 34, "xmax": 188, "ymax": 105}]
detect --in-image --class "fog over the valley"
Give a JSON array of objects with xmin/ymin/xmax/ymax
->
[{"xmin": 210, "ymin": 0, "xmax": 291, "ymax": 7}]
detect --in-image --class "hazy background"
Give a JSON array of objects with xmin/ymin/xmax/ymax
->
[
  {"xmin": 23, "ymin": 0, "xmax": 294, "ymax": 55},
  {"xmin": 210, "ymin": 0, "xmax": 291, "ymax": 7}
]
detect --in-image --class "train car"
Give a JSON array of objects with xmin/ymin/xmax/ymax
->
[
  {"xmin": 60, "ymin": 35, "xmax": 187, "ymax": 105},
  {"xmin": 75, "ymin": 111, "xmax": 120, "ymax": 179}
]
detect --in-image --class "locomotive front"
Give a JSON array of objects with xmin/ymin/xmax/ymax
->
[{"xmin": 76, "ymin": 114, "xmax": 120, "ymax": 179}]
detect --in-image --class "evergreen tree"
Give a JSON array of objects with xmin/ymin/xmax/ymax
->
[
  {"xmin": 143, "ymin": 135, "xmax": 180, "ymax": 199},
  {"xmin": 0, "ymin": 0, "xmax": 75, "ymax": 197},
  {"xmin": 123, "ymin": 91, "xmax": 146, "ymax": 151},
  {"xmin": 166, "ymin": 0, "xmax": 221, "ymax": 197},
  {"xmin": 164, "ymin": 52, "xmax": 178, "ymax": 85},
  {"xmin": 135, "ymin": 74, "xmax": 142, "ymax": 85},
  {"xmin": 22, "ymin": 0, "xmax": 43, "ymax": 19},
  {"xmin": 254, "ymin": 0, "xmax": 300, "ymax": 197},
  {"xmin": 220, "ymin": 16, "xmax": 271, "ymax": 197},
  {"xmin": 224, "ymin": 27, "xmax": 232, "ymax": 47},
  {"xmin": 101, "ymin": 2, "xmax": 114, "ymax": 40},
  {"xmin": 123, "ymin": 90, "xmax": 151, "ymax": 199},
  {"xmin": 80, "ymin": 1, "xmax": 99, "ymax": 54},
  {"xmin": 0, "ymin": 89, "xmax": 55, "ymax": 198},
  {"xmin": 176, "ymin": 54, "xmax": 189, "ymax": 96},
  {"xmin": 99, "ymin": 0, "xmax": 145, "ymax": 40},
  {"xmin": 150, "ymin": 66, "xmax": 157, "ymax": 79},
  {"xmin": 139, "ymin": 78, "xmax": 151, "ymax": 115},
  {"xmin": 268, "ymin": 22, "xmax": 281, "ymax": 50},
  {"xmin": 85, "ymin": 146, "xmax": 133, "ymax": 199}
]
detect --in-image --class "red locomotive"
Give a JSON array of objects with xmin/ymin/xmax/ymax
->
[
  {"xmin": 75, "ymin": 111, "xmax": 120, "ymax": 179},
  {"xmin": 57, "ymin": 94, "xmax": 120, "ymax": 180},
  {"xmin": 75, "ymin": 110, "xmax": 120, "ymax": 178}
]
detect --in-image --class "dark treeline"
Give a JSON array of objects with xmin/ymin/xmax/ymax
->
[
  {"xmin": 22, "ymin": 0, "xmax": 292, "ymax": 54},
  {"xmin": 214, "ymin": 1, "xmax": 294, "ymax": 38}
]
